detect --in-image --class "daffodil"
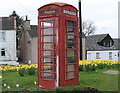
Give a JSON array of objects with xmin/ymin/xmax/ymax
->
[
  {"xmin": 34, "ymin": 81, "xmax": 37, "ymax": 85},
  {"xmin": 16, "ymin": 84, "xmax": 19, "ymax": 87},
  {"xmin": 7, "ymin": 86, "xmax": 10, "ymax": 89},
  {"xmin": 4, "ymin": 84, "xmax": 6, "ymax": 87}
]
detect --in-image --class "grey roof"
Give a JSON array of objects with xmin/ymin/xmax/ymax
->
[
  {"xmin": 82, "ymin": 33, "xmax": 86, "ymax": 38},
  {"xmin": 87, "ymin": 34, "xmax": 120, "ymax": 51},
  {"xmin": 0, "ymin": 17, "xmax": 14, "ymax": 30},
  {"xmin": 78, "ymin": 32, "xmax": 86, "ymax": 38},
  {"xmin": 113, "ymin": 38, "xmax": 120, "ymax": 50},
  {"xmin": 28, "ymin": 25, "xmax": 38, "ymax": 37}
]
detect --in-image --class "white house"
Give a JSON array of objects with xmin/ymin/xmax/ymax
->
[
  {"xmin": 86, "ymin": 34, "xmax": 120, "ymax": 61},
  {"xmin": 0, "ymin": 17, "xmax": 18, "ymax": 65}
]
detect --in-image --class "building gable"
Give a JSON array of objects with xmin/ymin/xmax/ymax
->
[{"xmin": 98, "ymin": 34, "xmax": 114, "ymax": 47}]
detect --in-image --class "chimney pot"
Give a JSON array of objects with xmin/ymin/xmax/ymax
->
[{"xmin": 26, "ymin": 15, "xmax": 28, "ymax": 20}]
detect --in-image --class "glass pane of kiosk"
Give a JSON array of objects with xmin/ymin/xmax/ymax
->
[
  {"xmin": 40, "ymin": 20, "xmax": 56, "ymax": 80},
  {"xmin": 65, "ymin": 20, "xmax": 77, "ymax": 80}
]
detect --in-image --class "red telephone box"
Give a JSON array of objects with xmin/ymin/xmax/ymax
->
[{"xmin": 38, "ymin": 2, "xmax": 79, "ymax": 89}]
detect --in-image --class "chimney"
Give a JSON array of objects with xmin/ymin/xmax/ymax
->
[
  {"xmin": 26, "ymin": 15, "xmax": 28, "ymax": 21},
  {"xmin": 24, "ymin": 15, "xmax": 30, "ymax": 31}
]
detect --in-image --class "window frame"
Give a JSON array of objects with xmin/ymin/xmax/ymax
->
[
  {"xmin": 1, "ymin": 32, "xmax": 6, "ymax": 41},
  {"xmin": 0, "ymin": 48, "xmax": 6, "ymax": 57},
  {"xmin": 109, "ymin": 52, "xmax": 112, "ymax": 60},
  {"xmin": 96, "ymin": 52, "xmax": 100, "ymax": 59}
]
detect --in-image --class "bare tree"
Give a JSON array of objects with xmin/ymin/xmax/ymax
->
[{"xmin": 82, "ymin": 20, "xmax": 96, "ymax": 36}]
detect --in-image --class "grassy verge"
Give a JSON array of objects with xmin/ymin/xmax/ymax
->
[
  {"xmin": 79, "ymin": 68, "xmax": 119, "ymax": 91},
  {"xmin": 2, "ymin": 72, "xmax": 88, "ymax": 92},
  {"xmin": 2, "ymin": 68, "xmax": 119, "ymax": 92},
  {"xmin": 2, "ymin": 72, "xmax": 38, "ymax": 91},
  {"xmin": 0, "ymin": 70, "xmax": 2, "ymax": 92}
]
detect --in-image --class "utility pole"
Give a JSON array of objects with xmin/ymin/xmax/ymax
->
[{"xmin": 79, "ymin": 0, "xmax": 82, "ymax": 60}]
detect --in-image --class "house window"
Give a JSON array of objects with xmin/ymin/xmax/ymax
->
[
  {"xmin": 102, "ymin": 40, "xmax": 113, "ymax": 47},
  {"xmin": 110, "ymin": 40, "xmax": 112, "ymax": 46},
  {"xmin": 109, "ymin": 52, "xmax": 112, "ymax": 60},
  {"xmin": 103, "ymin": 41, "xmax": 106, "ymax": 46},
  {"xmin": 96, "ymin": 52, "xmax": 100, "ymax": 59},
  {"xmin": 1, "ymin": 32, "xmax": 6, "ymax": 41},
  {"xmin": 1, "ymin": 48, "xmax": 5, "ymax": 57}
]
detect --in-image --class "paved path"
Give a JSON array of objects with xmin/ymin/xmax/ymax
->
[{"xmin": 103, "ymin": 70, "xmax": 120, "ymax": 74}]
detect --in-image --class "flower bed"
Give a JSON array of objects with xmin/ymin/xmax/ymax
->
[
  {"xmin": 79, "ymin": 60, "xmax": 120, "ymax": 72},
  {"xmin": 0, "ymin": 60, "xmax": 119, "ymax": 73}
]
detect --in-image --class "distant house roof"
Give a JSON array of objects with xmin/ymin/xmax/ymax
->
[
  {"xmin": 0, "ymin": 17, "xmax": 15, "ymax": 30},
  {"xmin": 82, "ymin": 33, "xmax": 86, "ymax": 38},
  {"xmin": 78, "ymin": 32, "xmax": 86, "ymax": 38},
  {"xmin": 87, "ymin": 34, "xmax": 120, "ymax": 51},
  {"xmin": 113, "ymin": 38, "xmax": 120, "ymax": 50},
  {"xmin": 28, "ymin": 25, "xmax": 38, "ymax": 37}
]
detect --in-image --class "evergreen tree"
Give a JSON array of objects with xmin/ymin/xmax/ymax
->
[
  {"xmin": 9, "ymin": 10, "xmax": 23, "ymax": 31},
  {"xmin": 9, "ymin": 10, "xmax": 24, "ymax": 49}
]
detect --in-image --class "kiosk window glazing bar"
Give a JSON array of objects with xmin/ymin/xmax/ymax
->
[
  {"xmin": 40, "ymin": 18, "xmax": 57, "ymax": 80},
  {"xmin": 65, "ymin": 20, "xmax": 77, "ymax": 80}
]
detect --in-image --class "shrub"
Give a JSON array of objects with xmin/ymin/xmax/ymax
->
[
  {"xmin": 80, "ymin": 64, "xmax": 97, "ymax": 72},
  {"xmin": 2, "ymin": 70, "xmax": 5, "ymax": 74},
  {"xmin": 79, "ymin": 65, "xmax": 84, "ymax": 71},
  {"xmin": 91, "ymin": 64, "xmax": 97, "ymax": 71},
  {"xmin": 85, "ymin": 64, "xmax": 91, "ymax": 72},
  {"xmin": 28, "ymin": 67, "xmax": 36, "ymax": 75},
  {"xmin": 97, "ymin": 63, "xmax": 104, "ymax": 69},
  {"xmin": 18, "ymin": 68, "xmax": 26, "ymax": 76}
]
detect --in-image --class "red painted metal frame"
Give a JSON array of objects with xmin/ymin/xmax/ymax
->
[
  {"xmin": 38, "ymin": 17, "xmax": 58, "ymax": 89},
  {"xmin": 59, "ymin": 16, "xmax": 79, "ymax": 87},
  {"xmin": 38, "ymin": 3, "xmax": 79, "ymax": 89}
]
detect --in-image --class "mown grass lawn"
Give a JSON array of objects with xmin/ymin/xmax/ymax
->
[
  {"xmin": 0, "ymin": 70, "xmax": 2, "ymax": 92},
  {"xmin": 2, "ymin": 72, "xmax": 38, "ymax": 91},
  {"xmin": 79, "ymin": 68, "xmax": 119, "ymax": 91},
  {"xmin": 2, "ymin": 68, "xmax": 119, "ymax": 92}
]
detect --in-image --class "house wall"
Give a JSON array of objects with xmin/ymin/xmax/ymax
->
[
  {"xmin": 87, "ymin": 50, "xmax": 120, "ymax": 61},
  {"xmin": 78, "ymin": 37, "xmax": 86, "ymax": 60},
  {"xmin": 20, "ymin": 29, "xmax": 32, "ymax": 63},
  {"xmin": 20, "ymin": 20, "xmax": 38, "ymax": 64},
  {"xmin": 118, "ymin": 1, "xmax": 120, "ymax": 38},
  {"xmin": 82, "ymin": 37, "xmax": 86, "ymax": 60},
  {"xmin": 0, "ymin": 30, "xmax": 17, "ymax": 61}
]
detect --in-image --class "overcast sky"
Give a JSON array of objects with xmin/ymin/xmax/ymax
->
[{"xmin": 0, "ymin": 0, "xmax": 119, "ymax": 38}]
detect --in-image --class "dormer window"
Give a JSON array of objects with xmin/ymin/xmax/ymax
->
[
  {"xmin": 103, "ymin": 41, "xmax": 106, "ymax": 46},
  {"xmin": 110, "ymin": 40, "xmax": 112, "ymax": 46},
  {"xmin": 0, "ymin": 32, "xmax": 6, "ymax": 41},
  {"xmin": 99, "ymin": 39, "xmax": 113, "ymax": 47}
]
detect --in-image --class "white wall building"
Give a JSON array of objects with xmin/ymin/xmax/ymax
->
[
  {"xmin": 118, "ymin": 1, "xmax": 120, "ymax": 38},
  {"xmin": 0, "ymin": 17, "xmax": 18, "ymax": 65},
  {"xmin": 86, "ymin": 34, "xmax": 120, "ymax": 61},
  {"xmin": 87, "ymin": 50, "xmax": 119, "ymax": 61}
]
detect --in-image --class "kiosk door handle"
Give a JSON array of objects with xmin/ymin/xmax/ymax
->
[{"xmin": 38, "ymin": 45, "xmax": 40, "ymax": 48}]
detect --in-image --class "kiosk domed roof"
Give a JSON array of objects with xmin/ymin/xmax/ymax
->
[
  {"xmin": 38, "ymin": 2, "xmax": 77, "ymax": 10},
  {"xmin": 49, "ymin": 2, "xmax": 67, "ymax": 6}
]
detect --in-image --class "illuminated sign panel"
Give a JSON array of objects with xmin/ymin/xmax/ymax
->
[
  {"xmin": 63, "ymin": 10, "xmax": 76, "ymax": 16},
  {"xmin": 41, "ymin": 9, "xmax": 58, "ymax": 15}
]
